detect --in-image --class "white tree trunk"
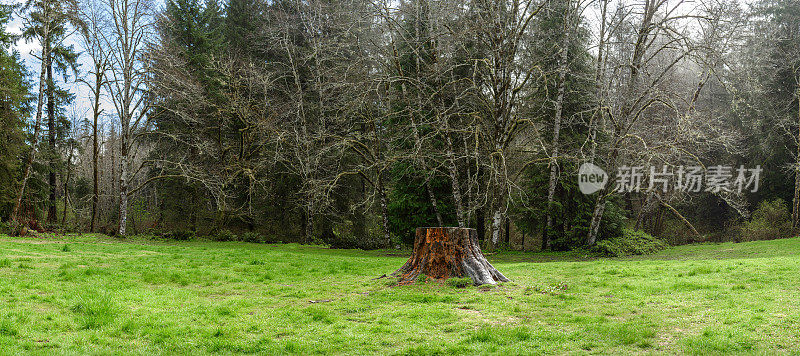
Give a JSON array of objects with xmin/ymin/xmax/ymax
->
[
  {"xmin": 377, "ymin": 173, "xmax": 392, "ymax": 247},
  {"xmin": 425, "ymin": 182, "xmax": 444, "ymax": 226},
  {"xmin": 118, "ymin": 149, "xmax": 127, "ymax": 236},
  {"xmin": 491, "ymin": 209, "xmax": 504, "ymax": 245},
  {"xmin": 544, "ymin": 4, "xmax": 572, "ymax": 249},
  {"xmin": 793, "ymin": 87, "xmax": 800, "ymax": 230},
  {"xmin": 587, "ymin": 198, "xmax": 606, "ymax": 245}
]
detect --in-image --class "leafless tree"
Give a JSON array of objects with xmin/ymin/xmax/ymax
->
[
  {"xmin": 78, "ymin": 0, "xmax": 111, "ymax": 232},
  {"xmin": 103, "ymin": 0, "xmax": 154, "ymax": 236},
  {"xmin": 584, "ymin": 0, "xmax": 744, "ymax": 244}
]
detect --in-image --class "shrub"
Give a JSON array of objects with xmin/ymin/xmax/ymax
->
[
  {"xmin": 162, "ymin": 229, "xmax": 195, "ymax": 241},
  {"xmin": 739, "ymin": 199, "xmax": 792, "ymax": 242},
  {"xmin": 595, "ymin": 228, "xmax": 668, "ymax": 257},
  {"xmin": 0, "ymin": 221, "xmax": 9, "ymax": 235},
  {"xmin": 324, "ymin": 229, "xmax": 384, "ymax": 250},
  {"xmin": 241, "ymin": 232, "xmax": 266, "ymax": 243},
  {"xmin": 212, "ymin": 229, "xmax": 239, "ymax": 242}
]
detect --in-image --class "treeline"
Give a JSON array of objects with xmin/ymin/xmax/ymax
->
[{"xmin": 1, "ymin": 0, "xmax": 799, "ymax": 250}]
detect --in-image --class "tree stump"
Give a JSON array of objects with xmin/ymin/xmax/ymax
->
[{"xmin": 392, "ymin": 227, "xmax": 509, "ymax": 285}]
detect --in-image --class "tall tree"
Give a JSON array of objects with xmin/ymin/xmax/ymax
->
[
  {"xmin": 749, "ymin": 0, "xmax": 800, "ymax": 229},
  {"xmin": 12, "ymin": 0, "xmax": 79, "ymax": 224},
  {"xmin": 104, "ymin": 0, "xmax": 154, "ymax": 236},
  {"xmin": 469, "ymin": 0, "xmax": 545, "ymax": 245},
  {"xmin": 0, "ymin": 5, "xmax": 32, "ymax": 220},
  {"xmin": 78, "ymin": 0, "xmax": 110, "ymax": 232},
  {"xmin": 22, "ymin": 0, "xmax": 82, "ymax": 225},
  {"xmin": 585, "ymin": 0, "xmax": 740, "ymax": 244}
]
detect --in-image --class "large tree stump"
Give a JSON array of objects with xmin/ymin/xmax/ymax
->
[{"xmin": 392, "ymin": 227, "xmax": 509, "ymax": 285}]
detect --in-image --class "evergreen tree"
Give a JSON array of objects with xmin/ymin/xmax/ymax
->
[
  {"xmin": 0, "ymin": 5, "xmax": 32, "ymax": 220},
  {"xmin": 21, "ymin": 0, "xmax": 82, "ymax": 224}
]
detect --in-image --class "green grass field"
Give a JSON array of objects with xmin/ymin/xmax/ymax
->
[{"xmin": 1, "ymin": 234, "xmax": 799, "ymax": 355}]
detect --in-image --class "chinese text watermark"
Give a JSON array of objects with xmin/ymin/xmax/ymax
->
[{"xmin": 578, "ymin": 163, "xmax": 762, "ymax": 195}]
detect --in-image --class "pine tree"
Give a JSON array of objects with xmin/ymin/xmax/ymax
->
[
  {"xmin": 20, "ymin": 0, "xmax": 82, "ymax": 225},
  {"xmin": 0, "ymin": 5, "xmax": 32, "ymax": 220}
]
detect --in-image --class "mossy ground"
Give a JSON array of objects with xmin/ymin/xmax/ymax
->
[{"xmin": 0, "ymin": 233, "xmax": 798, "ymax": 354}]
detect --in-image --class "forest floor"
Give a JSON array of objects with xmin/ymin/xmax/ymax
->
[{"xmin": 0, "ymin": 234, "xmax": 798, "ymax": 355}]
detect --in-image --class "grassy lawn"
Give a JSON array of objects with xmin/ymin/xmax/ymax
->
[{"xmin": 1, "ymin": 234, "xmax": 799, "ymax": 355}]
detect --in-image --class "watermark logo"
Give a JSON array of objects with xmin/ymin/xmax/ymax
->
[
  {"xmin": 578, "ymin": 162, "xmax": 608, "ymax": 194},
  {"xmin": 578, "ymin": 163, "xmax": 762, "ymax": 195}
]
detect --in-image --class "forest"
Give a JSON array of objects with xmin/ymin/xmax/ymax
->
[
  {"xmin": 0, "ymin": 0, "xmax": 799, "ymax": 253},
  {"xmin": 5, "ymin": 0, "xmax": 800, "ymax": 354}
]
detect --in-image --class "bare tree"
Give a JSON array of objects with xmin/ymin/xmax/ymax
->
[
  {"xmin": 470, "ymin": 0, "xmax": 545, "ymax": 245},
  {"xmin": 543, "ymin": 0, "xmax": 577, "ymax": 250},
  {"xmin": 584, "ymin": 0, "xmax": 744, "ymax": 244},
  {"xmin": 103, "ymin": 0, "xmax": 154, "ymax": 236},
  {"xmin": 78, "ymin": 0, "xmax": 110, "ymax": 232}
]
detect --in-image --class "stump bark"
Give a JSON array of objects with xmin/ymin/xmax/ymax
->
[{"xmin": 392, "ymin": 227, "xmax": 509, "ymax": 285}]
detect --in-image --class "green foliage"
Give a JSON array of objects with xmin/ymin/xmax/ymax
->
[
  {"xmin": 212, "ymin": 229, "xmax": 239, "ymax": 242},
  {"xmin": 514, "ymin": 161, "xmax": 625, "ymax": 251},
  {"xmin": 163, "ymin": 229, "xmax": 196, "ymax": 241},
  {"xmin": 0, "ymin": 5, "xmax": 31, "ymax": 220},
  {"xmin": 323, "ymin": 224, "xmax": 383, "ymax": 250},
  {"xmin": 445, "ymin": 277, "xmax": 472, "ymax": 288},
  {"xmin": 241, "ymin": 232, "xmax": 266, "ymax": 243},
  {"xmin": 739, "ymin": 198, "xmax": 792, "ymax": 242},
  {"xmin": 388, "ymin": 164, "xmax": 455, "ymax": 245},
  {"xmin": 595, "ymin": 228, "xmax": 668, "ymax": 257},
  {"xmin": 225, "ymin": 0, "xmax": 264, "ymax": 58}
]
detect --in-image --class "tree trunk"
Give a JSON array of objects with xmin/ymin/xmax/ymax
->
[
  {"xmin": 490, "ymin": 208, "xmax": 504, "ymax": 245},
  {"xmin": 425, "ymin": 182, "xmax": 444, "ymax": 226},
  {"xmin": 792, "ymin": 155, "xmax": 799, "ymax": 229},
  {"xmin": 793, "ymin": 86, "xmax": 800, "ymax": 230},
  {"xmin": 659, "ymin": 199, "xmax": 701, "ymax": 239},
  {"xmin": 304, "ymin": 205, "xmax": 313, "ymax": 244},
  {"xmin": 587, "ymin": 197, "xmax": 606, "ymax": 245},
  {"xmin": 118, "ymin": 134, "xmax": 128, "ymax": 236},
  {"xmin": 46, "ymin": 48, "xmax": 57, "ymax": 224},
  {"xmin": 634, "ymin": 193, "xmax": 654, "ymax": 231},
  {"xmin": 61, "ymin": 147, "xmax": 73, "ymax": 228},
  {"xmin": 442, "ymin": 118, "xmax": 467, "ymax": 227},
  {"xmin": 476, "ymin": 206, "xmax": 485, "ymax": 243},
  {"xmin": 91, "ymin": 107, "xmax": 99, "ymax": 232},
  {"xmin": 377, "ymin": 172, "xmax": 392, "ymax": 248},
  {"xmin": 544, "ymin": 0, "xmax": 572, "ymax": 251},
  {"xmin": 392, "ymin": 227, "xmax": 509, "ymax": 285},
  {"xmin": 12, "ymin": 28, "xmax": 50, "ymax": 224}
]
